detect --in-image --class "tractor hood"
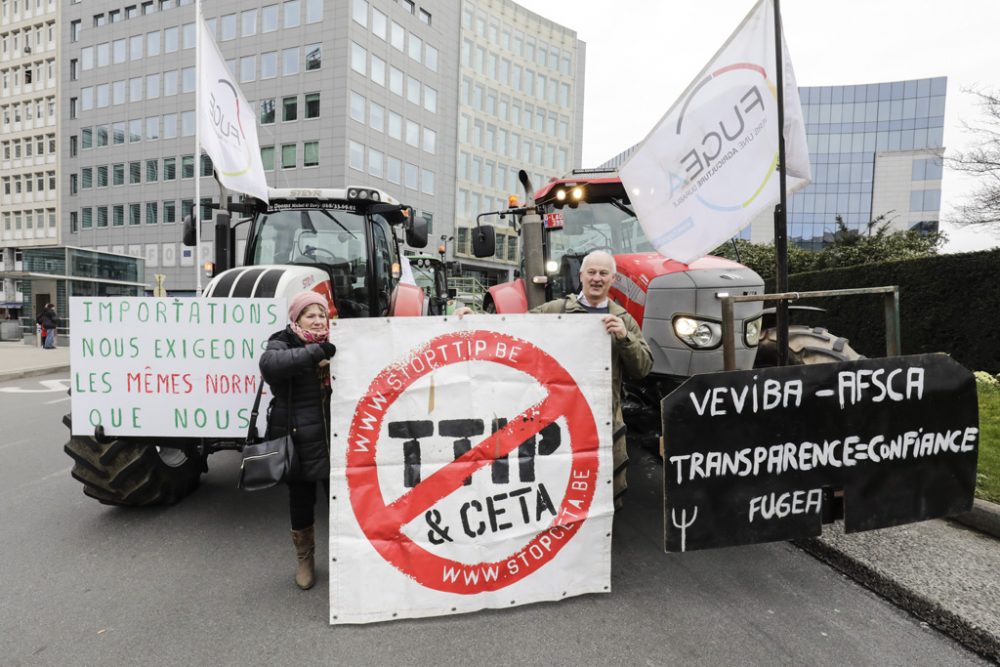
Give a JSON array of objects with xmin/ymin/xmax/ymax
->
[{"xmin": 203, "ymin": 265, "xmax": 336, "ymax": 317}]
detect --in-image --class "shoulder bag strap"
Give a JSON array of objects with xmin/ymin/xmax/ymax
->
[{"xmin": 245, "ymin": 378, "xmax": 266, "ymax": 444}]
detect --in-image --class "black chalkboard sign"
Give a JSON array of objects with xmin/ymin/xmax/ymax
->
[{"xmin": 661, "ymin": 354, "xmax": 978, "ymax": 552}]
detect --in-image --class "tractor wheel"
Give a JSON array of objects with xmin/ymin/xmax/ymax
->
[
  {"xmin": 755, "ymin": 325, "xmax": 865, "ymax": 367},
  {"xmin": 63, "ymin": 414, "xmax": 203, "ymax": 507}
]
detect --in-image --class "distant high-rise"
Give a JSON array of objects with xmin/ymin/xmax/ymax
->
[{"xmin": 749, "ymin": 76, "xmax": 947, "ymax": 249}]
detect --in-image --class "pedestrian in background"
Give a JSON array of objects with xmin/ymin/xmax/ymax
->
[
  {"xmin": 36, "ymin": 303, "xmax": 59, "ymax": 349},
  {"xmin": 259, "ymin": 291, "xmax": 337, "ymax": 590}
]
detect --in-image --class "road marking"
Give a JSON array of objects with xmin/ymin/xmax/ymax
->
[
  {"xmin": 44, "ymin": 396, "xmax": 71, "ymax": 404},
  {"xmin": 0, "ymin": 379, "xmax": 71, "ymax": 394}
]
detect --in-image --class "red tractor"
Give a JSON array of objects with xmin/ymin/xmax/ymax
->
[{"xmin": 471, "ymin": 169, "xmax": 859, "ymax": 444}]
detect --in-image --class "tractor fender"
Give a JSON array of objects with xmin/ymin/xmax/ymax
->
[
  {"xmin": 390, "ymin": 282, "xmax": 425, "ymax": 316},
  {"xmin": 486, "ymin": 279, "xmax": 528, "ymax": 313}
]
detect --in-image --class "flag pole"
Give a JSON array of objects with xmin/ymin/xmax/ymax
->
[
  {"xmin": 772, "ymin": 0, "xmax": 789, "ymax": 366},
  {"xmin": 194, "ymin": 0, "xmax": 203, "ymax": 294}
]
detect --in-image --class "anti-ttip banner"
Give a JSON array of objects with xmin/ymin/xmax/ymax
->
[
  {"xmin": 197, "ymin": 15, "xmax": 269, "ymax": 202},
  {"xmin": 620, "ymin": 0, "xmax": 811, "ymax": 264},
  {"xmin": 328, "ymin": 316, "xmax": 614, "ymax": 623}
]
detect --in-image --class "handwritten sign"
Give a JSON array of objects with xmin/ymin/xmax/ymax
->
[
  {"xmin": 70, "ymin": 297, "xmax": 284, "ymax": 437},
  {"xmin": 662, "ymin": 354, "xmax": 979, "ymax": 552},
  {"xmin": 328, "ymin": 315, "xmax": 613, "ymax": 624}
]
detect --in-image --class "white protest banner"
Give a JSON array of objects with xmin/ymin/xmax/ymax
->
[
  {"xmin": 70, "ymin": 297, "xmax": 283, "ymax": 437},
  {"xmin": 328, "ymin": 315, "xmax": 613, "ymax": 623},
  {"xmin": 619, "ymin": 0, "xmax": 810, "ymax": 263},
  {"xmin": 196, "ymin": 15, "xmax": 269, "ymax": 202}
]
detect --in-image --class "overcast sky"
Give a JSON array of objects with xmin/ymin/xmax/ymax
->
[{"xmin": 515, "ymin": 0, "xmax": 1000, "ymax": 251}]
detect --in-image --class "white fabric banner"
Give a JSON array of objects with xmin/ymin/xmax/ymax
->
[
  {"xmin": 196, "ymin": 16, "xmax": 269, "ymax": 202},
  {"xmin": 69, "ymin": 297, "xmax": 283, "ymax": 437},
  {"xmin": 619, "ymin": 0, "xmax": 811, "ymax": 263},
  {"xmin": 329, "ymin": 315, "xmax": 614, "ymax": 624}
]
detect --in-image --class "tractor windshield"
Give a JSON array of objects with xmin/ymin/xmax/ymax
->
[
  {"xmin": 251, "ymin": 207, "xmax": 374, "ymax": 317},
  {"xmin": 544, "ymin": 199, "xmax": 654, "ymax": 295}
]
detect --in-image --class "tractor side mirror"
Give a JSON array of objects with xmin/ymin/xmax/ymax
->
[
  {"xmin": 182, "ymin": 214, "xmax": 197, "ymax": 246},
  {"xmin": 472, "ymin": 225, "xmax": 496, "ymax": 258},
  {"xmin": 405, "ymin": 210, "xmax": 428, "ymax": 248}
]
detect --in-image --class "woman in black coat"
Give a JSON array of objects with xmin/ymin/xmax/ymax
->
[{"xmin": 259, "ymin": 291, "xmax": 336, "ymax": 590}]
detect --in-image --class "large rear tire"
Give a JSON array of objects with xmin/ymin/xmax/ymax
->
[
  {"xmin": 755, "ymin": 325, "xmax": 864, "ymax": 367},
  {"xmin": 63, "ymin": 414, "xmax": 203, "ymax": 506}
]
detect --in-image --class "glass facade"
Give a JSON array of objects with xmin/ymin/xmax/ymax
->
[{"xmin": 789, "ymin": 76, "xmax": 946, "ymax": 249}]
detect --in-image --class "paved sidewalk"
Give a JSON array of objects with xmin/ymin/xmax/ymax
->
[
  {"xmin": 1, "ymin": 339, "xmax": 997, "ymax": 660},
  {"xmin": 0, "ymin": 339, "xmax": 70, "ymax": 381}
]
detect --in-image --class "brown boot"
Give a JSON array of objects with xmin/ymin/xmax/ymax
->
[{"xmin": 291, "ymin": 526, "xmax": 316, "ymax": 590}]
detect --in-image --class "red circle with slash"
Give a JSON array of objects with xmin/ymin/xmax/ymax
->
[{"xmin": 346, "ymin": 330, "xmax": 600, "ymax": 594}]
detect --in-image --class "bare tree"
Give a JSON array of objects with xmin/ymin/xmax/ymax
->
[{"xmin": 948, "ymin": 89, "xmax": 1000, "ymax": 225}]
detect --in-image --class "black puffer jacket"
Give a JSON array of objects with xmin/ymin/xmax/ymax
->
[{"xmin": 259, "ymin": 327, "xmax": 333, "ymax": 482}]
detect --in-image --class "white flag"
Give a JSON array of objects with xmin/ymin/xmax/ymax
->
[
  {"xmin": 619, "ymin": 0, "xmax": 810, "ymax": 263},
  {"xmin": 197, "ymin": 16, "xmax": 269, "ymax": 202}
]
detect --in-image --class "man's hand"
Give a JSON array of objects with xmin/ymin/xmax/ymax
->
[
  {"xmin": 602, "ymin": 314, "xmax": 628, "ymax": 341},
  {"xmin": 454, "ymin": 306, "xmax": 474, "ymax": 318}
]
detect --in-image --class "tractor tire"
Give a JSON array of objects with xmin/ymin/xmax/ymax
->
[
  {"xmin": 63, "ymin": 414, "xmax": 203, "ymax": 507},
  {"xmin": 755, "ymin": 325, "xmax": 865, "ymax": 367}
]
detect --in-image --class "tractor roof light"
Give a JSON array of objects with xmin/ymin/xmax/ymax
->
[
  {"xmin": 571, "ymin": 186, "xmax": 584, "ymax": 201},
  {"xmin": 555, "ymin": 189, "xmax": 567, "ymax": 202}
]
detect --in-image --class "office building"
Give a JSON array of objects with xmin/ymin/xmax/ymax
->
[
  {"xmin": 57, "ymin": 0, "xmax": 582, "ymax": 294},
  {"xmin": 0, "ymin": 0, "xmax": 60, "ymax": 314}
]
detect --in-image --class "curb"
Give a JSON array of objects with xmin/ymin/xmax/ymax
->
[
  {"xmin": 949, "ymin": 499, "xmax": 1000, "ymax": 539},
  {"xmin": 794, "ymin": 536, "xmax": 1000, "ymax": 663},
  {"xmin": 0, "ymin": 364, "xmax": 70, "ymax": 383}
]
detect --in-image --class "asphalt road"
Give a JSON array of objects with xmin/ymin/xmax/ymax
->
[{"xmin": 0, "ymin": 372, "xmax": 986, "ymax": 667}]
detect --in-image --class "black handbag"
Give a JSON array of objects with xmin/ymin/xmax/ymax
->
[{"xmin": 238, "ymin": 380, "xmax": 297, "ymax": 491}]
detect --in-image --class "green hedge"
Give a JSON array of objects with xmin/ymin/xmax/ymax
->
[{"xmin": 772, "ymin": 248, "xmax": 1000, "ymax": 373}]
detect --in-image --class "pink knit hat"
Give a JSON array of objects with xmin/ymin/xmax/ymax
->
[{"xmin": 288, "ymin": 291, "xmax": 328, "ymax": 323}]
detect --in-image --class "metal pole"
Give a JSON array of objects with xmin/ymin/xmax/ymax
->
[
  {"xmin": 884, "ymin": 287, "xmax": 901, "ymax": 356},
  {"xmin": 194, "ymin": 0, "xmax": 202, "ymax": 294},
  {"xmin": 721, "ymin": 296, "xmax": 736, "ymax": 371},
  {"xmin": 772, "ymin": 0, "xmax": 789, "ymax": 366}
]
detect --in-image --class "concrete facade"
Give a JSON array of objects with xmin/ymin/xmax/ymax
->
[{"xmin": 0, "ymin": 0, "xmax": 60, "ymax": 309}]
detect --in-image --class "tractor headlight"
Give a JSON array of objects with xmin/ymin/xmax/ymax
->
[
  {"xmin": 673, "ymin": 316, "xmax": 722, "ymax": 349},
  {"xmin": 744, "ymin": 317, "xmax": 763, "ymax": 347}
]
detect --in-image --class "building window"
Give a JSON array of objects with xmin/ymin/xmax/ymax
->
[
  {"xmin": 352, "ymin": 0, "xmax": 367, "ymax": 26},
  {"xmin": 281, "ymin": 143, "xmax": 296, "ymax": 169},
  {"xmin": 260, "ymin": 51, "xmax": 277, "ymax": 79},
  {"xmin": 303, "ymin": 141, "xmax": 318, "ymax": 167},
  {"xmin": 241, "ymin": 9, "xmax": 257, "ymax": 36},
  {"xmin": 82, "ymin": 207, "xmax": 93, "ymax": 229},
  {"xmin": 70, "ymin": 211, "xmax": 78, "ymax": 233},
  {"xmin": 305, "ymin": 0, "xmax": 322, "ymax": 22},
  {"xmin": 305, "ymin": 44, "xmax": 321, "ymax": 70},
  {"xmin": 262, "ymin": 4, "xmax": 278, "ymax": 32},
  {"xmin": 81, "ymin": 167, "xmax": 93, "ymax": 189},
  {"xmin": 146, "ymin": 159, "xmax": 158, "ymax": 182},
  {"xmin": 260, "ymin": 99, "xmax": 276, "ymax": 124},
  {"xmin": 260, "ymin": 145, "xmax": 274, "ymax": 170},
  {"xmin": 418, "ymin": 8, "xmax": 431, "ymax": 25},
  {"xmin": 282, "ymin": 96, "xmax": 297, "ymax": 122},
  {"xmin": 163, "ymin": 200, "xmax": 176, "ymax": 224},
  {"xmin": 181, "ymin": 155, "xmax": 194, "ymax": 178},
  {"xmin": 113, "ymin": 163, "xmax": 124, "ymax": 185},
  {"xmin": 305, "ymin": 93, "xmax": 320, "ymax": 119},
  {"xmin": 282, "ymin": 47, "xmax": 299, "ymax": 75},
  {"xmin": 129, "ymin": 202, "xmax": 141, "ymax": 225},
  {"xmin": 349, "ymin": 141, "xmax": 364, "ymax": 171},
  {"xmin": 163, "ymin": 157, "xmax": 176, "ymax": 180},
  {"xmin": 146, "ymin": 202, "xmax": 158, "ymax": 225},
  {"xmin": 113, "ymin": 204, "xmax": 124, "ymax": 226},
  {"xmin": 129, "ymin": 161, "xmax": 141, "ymax": 184},
  {"xmin": 367, "ymin": 148, "xmax": 382, "ymax": 178},
  {"xmin": 97, "ymin": 165, "xmax": 108, "ymax": 187},
  {"xmin": 350, "ymin": 91, "xmax": 365, "ymax": 123},
  {"xmin": 351, "ymin": 42, "xmax": 366, "ymax": 75}
]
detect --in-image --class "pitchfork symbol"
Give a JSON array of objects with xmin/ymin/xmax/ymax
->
[{"xmin": 670, "ymin": 506, "xmax": 699, "ymax": 553}]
